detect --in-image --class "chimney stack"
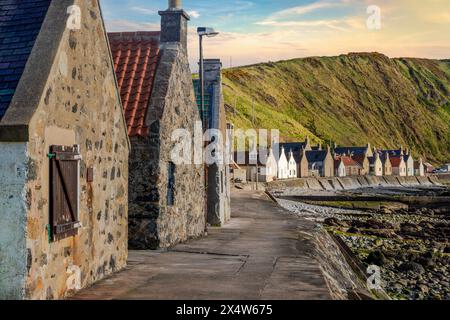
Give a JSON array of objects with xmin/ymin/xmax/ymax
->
[
  {"xmin": 169, "ymin": 0, "xmax": 182, "ymax": 9},
  {"xmin": 159, "ymin": 0, "xmax": 190, "ymax": 50}
]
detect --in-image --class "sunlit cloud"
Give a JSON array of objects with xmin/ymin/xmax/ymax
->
[
  {"xmin": 129, "ymin": 6, "xmax": 155, "ymax": 15},
  {"xmin": 188, "ymin": 10, "xmax": 200, "ymax": 19},
  {"xmin": 101, "ymin": 0, "xmax": 450, "ymax": 70}
]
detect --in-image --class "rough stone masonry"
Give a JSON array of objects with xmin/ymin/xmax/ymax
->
[
  {"xmin": 126, "ymin": 2, "xmax": 206, "ymax": 249},
  {"xmin": 0, "ymin": 0, "xmax": 129, "ymax": 299}
]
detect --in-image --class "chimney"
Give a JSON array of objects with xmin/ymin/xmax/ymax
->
[
  {"xmin": 159, "ymin": 0, "xmax": 190, "ymax": 50},
  {"xmin": 203, "ymin": 59, "xmax": 222, "ymax": 83}
]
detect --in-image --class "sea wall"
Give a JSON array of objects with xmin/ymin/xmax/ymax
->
[{"xmin": 267, "ymin": 175, "xmax": 444, "ymax": 195}]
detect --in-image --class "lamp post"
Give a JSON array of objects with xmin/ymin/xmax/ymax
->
[{"xmin": 197, "ymin": 27, "xmax": 219, "ymax": 232}]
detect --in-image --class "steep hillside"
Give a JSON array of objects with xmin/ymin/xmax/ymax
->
[{"xmin": 223, "ymin": 53, "xmax": 450, "ymax": 163}]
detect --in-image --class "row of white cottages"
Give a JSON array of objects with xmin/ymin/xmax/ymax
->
[{"xmin": 233, "ymin": 138, "xmax": 426, "ymax": 183}]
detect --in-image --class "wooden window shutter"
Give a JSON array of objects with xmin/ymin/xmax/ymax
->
[{"xmin": 49, "ymin": 145, "xmax": 82, "ymax": 241}]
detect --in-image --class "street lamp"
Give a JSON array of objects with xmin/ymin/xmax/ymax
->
[
  {"xmin": 197, "ymin": 27, "xmax": 219, "ymax": 128},
  {"xmin": 197, "ymin": 27, "xmax": 219, "ymax": 232}
]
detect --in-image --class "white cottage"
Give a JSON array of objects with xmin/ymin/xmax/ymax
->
[
  {"xmin": 278, "ymin": 148, "xmax": 289, "ymax": 179},
  {"xmin": 404, "ymin": 150, "xmax": 415, "ymax": 176},
  {"xmin": 288, "ymin": 150, "xmax": 297, "ymax": 178}
]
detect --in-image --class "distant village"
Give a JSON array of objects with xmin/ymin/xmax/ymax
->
[
  {"xmin": 0, "ymin": 0, "xmax": 448, "ymax": 301},
  {"xmin": 233, "ymin": 137, "xmax": 436, "ymax": 183}
]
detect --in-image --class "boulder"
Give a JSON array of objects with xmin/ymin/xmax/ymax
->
[
  {"xmin": 398, "ymin": 262, "xmax": 426, "ymax": 274},
  {"xmin": 366, "ymin": 250, "xmax": 387, "ymax": 266}
]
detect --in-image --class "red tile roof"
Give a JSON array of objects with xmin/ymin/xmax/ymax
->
[
  {"xmin": 335, "ymin": 156, "xmax": 361, "ymax": 167},
  {"xmin": 390, "ymin": 156, "xmax": 403, "ymax": 167},
  {"xmin": 108, "ymin": 32, "xmax": 161, "ymax": 137}
]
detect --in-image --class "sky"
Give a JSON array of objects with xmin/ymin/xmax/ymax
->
[{"xmin": 100, "ymin": 0, "xmax": 450, "ymax": 70}]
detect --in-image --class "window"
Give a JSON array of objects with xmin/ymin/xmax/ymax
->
[
  {"xmin": 167, "ymin": 162, "xmax": 176, "ymax": 206},
  {"xmin": 49, "ymin": 145, "xmax": 82, "ymax": 241}
]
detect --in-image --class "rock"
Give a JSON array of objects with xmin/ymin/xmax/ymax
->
[
  {"xmin": 366, "ymin": 250, "xmax": 387, "ymax": 266},
  {"xmin": 416, "ymin": 251, "xmax": 436, "ymax": 268},
  {"xmin": 363, "ymin": 229, "xmax": 397, "ymax": 239},
  {"xmin": 398, "ymin": 262, "xmax": 426, "ymax": 274},
  {"xmin": 324, "ymin": 217, "xmax": 347, "ymax": 227},
  {"xmin": 347, "ymin": 226, "xmax": 359, "ymax": 234},
  {"xmin": 418, "ymin": 284, "xmax": 429, "ymax": 294},
  {"xmin": 375, "ymin": 239, "xmax": 383, "ymax": 247},
  {"xmin": 444, "ymin": 246, "xmax": 450, "ymax": 254}
]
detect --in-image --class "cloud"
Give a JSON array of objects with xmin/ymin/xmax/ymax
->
[
  {"xmin": 275, "ymin": 2, "xmax": 339, "ymax": 17},
  {"xmin": 188, "ymin": 10, "xmax": 200, "ymax": 19},
  {"xmin": 129, "ymin": 6, "xmax": 155, "ymax": 15},
  {"xmin": 256, "ymin": 1, "xmax": 347, "ymax": 29},
  {"xmin": 105, "ymin": 19, "xmax": 159, "ymax": 32}
]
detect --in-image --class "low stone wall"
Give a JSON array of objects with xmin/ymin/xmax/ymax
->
[{"xmin": 267, "ymin": 175, "xmax": 444, "ymax": 194}]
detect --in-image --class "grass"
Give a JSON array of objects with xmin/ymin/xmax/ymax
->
[{"xmin": 223, "ymin": 53, "xmax": 450, "ymax": 163}]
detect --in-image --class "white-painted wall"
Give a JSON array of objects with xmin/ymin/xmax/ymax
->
[
  {"xmin": 336, "ymin": 161, "xmax": 346, "ymax": 177},
  {"xmin": 406, "ymin": 155, "xmax": 415, "ymax": 176},
  {"xmin": 288, "ymin": 153, "xmax": 297, "ymax": 178},
  {"xmin": 0, "ymin": 142, "xmax": 29, "ymax": 299},
  {"xmin": 277, "ymin": 149, "xmax": 288, "ymax": 180}
]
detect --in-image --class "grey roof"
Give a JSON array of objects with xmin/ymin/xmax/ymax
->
[
  {"xmin": 334, "ymin": 146, "xmax": 367, "ymax": 156},
  {"xmin": 305, "ymin": 150, "xmax": 327, "ymax": 163},
  {"xmin": 279, "ymin": 142, "xmax": 307, "ymax": 154},
  {"xmin": 0, "ymin": 0, "xmax": 51, "ymax": 120}
]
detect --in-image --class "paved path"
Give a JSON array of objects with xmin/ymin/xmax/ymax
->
[{"xmin": 73, "ymin": 191, "xmax": 332, "ymax": 300}]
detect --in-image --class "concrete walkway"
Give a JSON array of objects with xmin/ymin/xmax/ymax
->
[{"xmin": 73, "ymin": 191, "xmax": 332, "ymax": 300}]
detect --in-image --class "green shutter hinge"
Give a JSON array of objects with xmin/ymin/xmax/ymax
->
[
  {"xmin": 46, "ymin": 224, "xmax": 52, "ymax": 243},
  {"xmin": 47, "ymin": 153, "xmax": 56, "ymax": 159}
]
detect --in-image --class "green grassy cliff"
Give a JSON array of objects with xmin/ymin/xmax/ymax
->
[{"xmin": 223, "ymin": 53, "xmax": 450, "ymax": 163}]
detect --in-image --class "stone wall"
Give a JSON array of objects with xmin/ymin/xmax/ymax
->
[
  {"xmin": 128, "ymin": 41, "xmax": 205, "ymax": 249},
  {"xmin": 267, "ymin": 175, "xmax": 443, "ymax": 195},
  {"xmin": 204, "ymin": 59, "xmax": 231, "ymax": 226},
  {"xmin": 17, "ymin": 0, "xmax": 129, "ymax": 299},
  {"xmin": 0, "ymin": 143, "xmax": 29, "ymax": 299}
]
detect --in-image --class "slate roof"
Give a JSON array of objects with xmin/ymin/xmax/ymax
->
[
  {"xmin": 0, "ymin": 0, "xmax": 51, "ymax": 120},
  {"xmin": 334, "ymin": 146, "xmax": 368, "ymax": 156},
  {"xmin": 279, "ymin": 142, "xmax": 307, "ymax": 154},
  {"xmin": 305, "ymin": 150, "xmax": 328, "ymax": 163},
  {"xmin": 108, "ymin": 32, "xmax": 161, "ymax": 137}
]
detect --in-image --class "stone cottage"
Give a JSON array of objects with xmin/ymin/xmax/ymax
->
[
  {"xmin": 414, "ymin": 158, "xmax": 425, "ymax": 177},
  {"xmin": 381, "ymin": 152, "xmax": 393, "ymax": 176},
  {"xmin": 193, "ymin": 59, "xmax": 231, "ymax": 226},
  {"xmin": 108, "ymin": 1, "xmax": 205, "ymax": 249},
  {"xmin": 306, "ymin": 146, "xmax": 334, "ymax": 177},
  {"xmin": 334, "ymin": 156, "xmax": 363, "ymax": 176},
  {"xmin": 279, "ymin": 140, "xmax": 311, "ymax": 178},
  {"xmin": 390, "ymin": 156, "xmax": 407, "ymax": 176},
  {"xmin": 334, "ymin": 143, "xmax": 373, "ymax": 158},
  {"xmin": 296, "ymin": 148, "xmax": 310, "ymax": 178},
  {"xmin": 234, "ymin": 147, "xmax": 278, "ymax": 183},
  {"xmin": 0, "ymin": 0, "xmax": 129, "ymax": 299}
]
